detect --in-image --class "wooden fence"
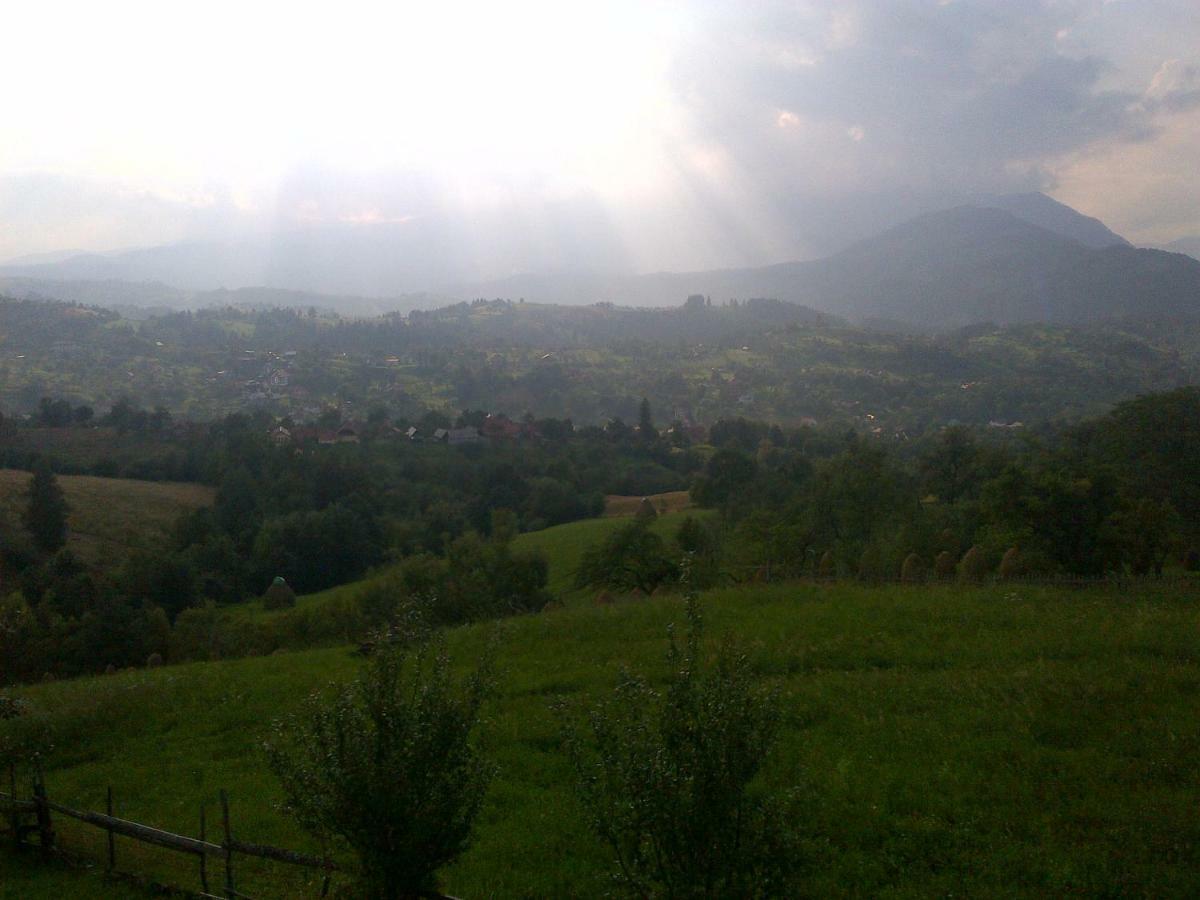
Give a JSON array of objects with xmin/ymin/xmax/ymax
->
[
  {"xmin": 724, "ymin": 565, "xmax": 1200, "ymax": 590},
  {"xmin": 0, "ymin": 766, "xmax": 458, "ymax": 899}
]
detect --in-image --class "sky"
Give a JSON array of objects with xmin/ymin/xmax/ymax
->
[{"xmin": 2, "ymin": 0, "xmax": 1199, "ymax": 273}]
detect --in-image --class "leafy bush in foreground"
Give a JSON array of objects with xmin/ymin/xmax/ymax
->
[
  {"xmin": 266, "ymin": 631, "xmax": 494, "ymax": 899},
  {"xmin": 559, "ymin": 596, "xmax": 799, "ymax": 898}
]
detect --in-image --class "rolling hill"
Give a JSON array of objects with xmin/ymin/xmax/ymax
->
[{"xmin": 0, "ymin": 469, "xmax": 213, "ymax": 568}]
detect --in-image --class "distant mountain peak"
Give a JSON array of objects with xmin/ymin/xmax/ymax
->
[{"xmin": 973, "ymin": 192, "xmax": 1130, "ymax": 249}]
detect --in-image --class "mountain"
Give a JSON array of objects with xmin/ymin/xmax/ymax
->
[
  {"xmin": 5, "ymin": 197, "xmax": 1195, "ymax": 328},
  {"xmin": 1158, "ymin": 236, "xmax": 1200, "ymax": 261},
  {"xmin": 0, "ymin": 276, "xmax": 451, "ymax": 317},
  {"xmin": 455, "ymin": 206, "xmax": 1200, "ymax": 328},
  {"xmin": 0, "ymin": 206, "xmax": 635, "ymax": 297},
  {"xmin": 975, "ymin": 192, "xmax": 1130, "ymax": 249}
]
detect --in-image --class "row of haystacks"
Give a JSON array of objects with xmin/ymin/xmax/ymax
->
[{"xmin": 817, "ymin": 545, "xmax": 1037, "ymax": 583}]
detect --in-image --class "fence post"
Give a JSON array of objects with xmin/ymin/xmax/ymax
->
[
  {"xmin": 32, "ymin": 771, "xmax": 54, "ymax": 854},
  {"xmin": 7, "ymin": 764, "xmax": 18, "ymax": 849},
  {"xmin": 199, "ymin": 803, "xmax": 209, "ymax": 895},
  {"xmin": 220, "ymin": 790, "xmax": 235, "ymax": 900},
  {"xmin": 106, "ymin": 786, "xmax": 115, "ymax": 871}
]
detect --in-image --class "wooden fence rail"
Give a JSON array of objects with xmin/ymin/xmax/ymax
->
[
  {"xmin": 0, "ymin": 769, "xmax": 356, "ymax": 899},
  {"xmin": 1, "ymin": 771, "xmax": 463, "ymax": 899}
]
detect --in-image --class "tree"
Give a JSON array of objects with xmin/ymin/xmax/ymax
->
[
  {"xmin": 576, "ymin": 521, "xmax": 679, "ymax": 595},
  {"xmin": 266, "ymin": 632, "xmax": 494, "ymax": 899},
  {"xmin": 23, "ymin": 460, "xmax": 68, "ymax": 553},
  {"xmin": 559, "ymin": 598, "xmax": 798, "ymax": 897},
  {"xmin": 638, "ymin": 397, "xmax": 655, "ymax": 440}
]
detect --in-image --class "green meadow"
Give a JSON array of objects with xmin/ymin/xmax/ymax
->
[{"xmin": 4, "ymin": 577, "xmax": 1200, "ymax": 897}]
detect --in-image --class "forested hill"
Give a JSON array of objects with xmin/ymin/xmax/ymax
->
[{"xmin": 1, "ymin": 294, "xmax": 1198, "ymax": 430}]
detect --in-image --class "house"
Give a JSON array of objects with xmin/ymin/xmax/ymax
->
[
  {"xmin": 405, "ymin": 426, "xmax": 421, "ymax": 442},
  {"xmin": 336, "ymin": 426, "xmax": 360, "ymax": 444},
  {"xmin": 269, "ymin": 425, "xmax": 292, "ymax": 446},
  {"xmin": 433, "ymin": 428, "xmax": 449, "ymax": 442}
]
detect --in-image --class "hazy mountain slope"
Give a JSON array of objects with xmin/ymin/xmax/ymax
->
[
  {"xmin": 5, "ymin": 198, "xmax": 1195, "ymax": 327},
  {"xmin": 0, "ymin": 208, "xmax": 635, "ymax": 296},
  {"xmin": 459, "ymin": 207, "xmax": 1200, "ymax": 326},
  {"xmin": 978, "ymin": 192, "xmax": 1130, "ymax": 248},
  {"xmin": 1160, "ymin": 236, "xmax": 1200, "ymax": 261}
]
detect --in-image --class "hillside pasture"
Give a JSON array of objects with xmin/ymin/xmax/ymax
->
[
  {"xmin": 4, "ymin": 580, "xmax": 1199, "ymax": 897},
  {"xmin": 0, "ymin": 469, "xmax": 213, "ymax": 567},
  {"xmin": 602, "ymin": 490, "xmax": 691, "ymax": 517}
]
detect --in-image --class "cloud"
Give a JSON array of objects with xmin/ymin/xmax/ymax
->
[
  {"xmin": 0, "ymin": 173, "xmax": 256, "ymax": 261},
  {"xmin": 665, "ymin": 0, "xmax": 1200, "ymax": 252}
]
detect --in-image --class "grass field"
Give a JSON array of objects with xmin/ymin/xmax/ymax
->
[
  {"xmin": 4, "ymin": 579, "xmax": 1200, "ymax": 897},
  {"xmin": 228, "ymin": 509, "xmax": 710, "ymax": 625},
  {"xmin": 0, "ymin": 469, "xmax": 214, "ymax": 567}
]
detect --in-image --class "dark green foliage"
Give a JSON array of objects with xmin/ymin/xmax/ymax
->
[
  {"xmin": 362, "ymin": 533, "xmax": 550, "ymax": 629},
  {"xmin": 638, "ymin": 397, "xmax": 655, "ymax": 440},
  {"xmin": 576, "ymin": 520, "xmax": 679, "ymax": 595},
  {"xmin": 118, "ymin": 551, "xmax": 199, "ymax": 622},
  {"xmin": 266, "ymin": 632, "xmax": 494, "ymax": 900},
  {"xmin": 690, "ymin": 448, "xmax": 758, "ymax": 509},
  {"xmin": 559, "ymin": 598, "xmax": 798, "ymax": 898},
  {"xmin": 676, "ymin": 515, "xmax": 724, "ymax": 587},
  {"xmin": 23, "ymin": 459, "xmax": 69, "ymax": 552},
  {"xmin": 252, "ymin": 504, "xmax": 383, "ymax": 595},
  {"xmin": 1109, "ymin": 498, "xmax": 1183, "ymax": 576},
  {"xmin": 1074, "ymin": 387, "xmax": 1200, "ymax": 535}
]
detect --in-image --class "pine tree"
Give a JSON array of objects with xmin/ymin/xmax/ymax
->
[
  {"xmin": 24, "ymin": 459, "xmax": 69, "ymax": 552},
  {"xmin": 637, "ymin": 397, "xmax": 654, "ymax": 440}
]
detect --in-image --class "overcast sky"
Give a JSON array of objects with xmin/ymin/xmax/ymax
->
[{"xmin": 3, "ymin": 0, "xmax": 1198, "ymax": 270}]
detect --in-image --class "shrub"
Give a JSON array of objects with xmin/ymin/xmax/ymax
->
[
  {"xmin": 817, "ymin": 550, "xmax": 835, "ymax": 579},
  {"xmin": 266, "ymin": 630, "xmax": 494, "ymax": 900},
  {"xmin": 559, "ymin": 597, "xmax": 799, "ymax": 898},
  {"xmin": 146, "ymin": 652, "xmax": 163, "ymax": 668},
  {"xmin": 0, "ymin": 693, "xmax": 29, "ymax": 720},
  {"xmin": 262, "ymin": 576, "xmax": 297, "ymax": 610}
]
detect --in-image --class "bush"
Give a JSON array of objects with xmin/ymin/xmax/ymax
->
[
  {"xmin": 266, "ymin": 631, "xmax": 494, "ymax": 899},
  {"xmin": 559, "ymin": 597, "xmax": 799, "ymax": 898},
  {"xmin": 817, "ymin": 550, "xmax": 836, "ymax": 579}
]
